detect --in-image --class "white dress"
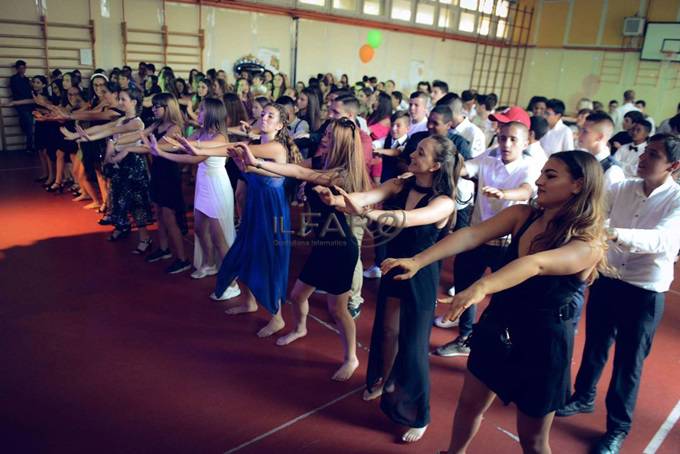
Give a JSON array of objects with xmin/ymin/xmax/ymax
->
[{"xmin": 193, "ymin": 156, "xmax": 236, "ymax": 268}]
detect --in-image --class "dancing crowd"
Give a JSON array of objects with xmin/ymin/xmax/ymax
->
[{"xmin": 6, "ymin": 57, "xmax": 680, "ymax": 454}]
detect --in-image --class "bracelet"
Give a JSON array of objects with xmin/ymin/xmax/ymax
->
[{"xmin": 256, "ymin": 159, "xmax": 264, "ymax": 169}]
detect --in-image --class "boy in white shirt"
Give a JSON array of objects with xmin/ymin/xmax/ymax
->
[
  {"xmin": 540, "ymin": 98, "xmax": 575, "ymax": 155},
  {"xmin": 407, "ymin": 91, "xmax": 429, "ymax": 137},
  {"xmin": 448, "ymin": 98, "xmax": 486, "ymax": 157},
  {"xmin": 614, "ymin": 119, "xmax": 651, "ymax": 178},
  {"xmin": 433, "ymin": 121, "xmax": 540, "ymax": 356},
  {"xmin": 558, "ymin": 134, "xmax": 680, "ymax": 454},
  {"xmin": 577, "ymin": 112, "xmax": 625, "ymax": 190}
]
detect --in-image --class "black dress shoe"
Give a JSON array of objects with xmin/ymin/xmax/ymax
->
[
  {"xmin": 591, "ymin": 430, "xmax": 626, "ymax": 454},
  {"xmin": 556, "ymin": 396, "xmax": 595, "ymax": 416}
]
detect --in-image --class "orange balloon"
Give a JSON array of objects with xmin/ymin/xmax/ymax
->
[{"xmin": 359, "ymin": 44, "xmax": 375, "ymax": 63}]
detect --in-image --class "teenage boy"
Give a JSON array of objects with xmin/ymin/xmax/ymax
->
[
  {"xmin": 431, "ymin": 80, "xmax": 449, "ymax": 104},
  {"xmin": 407, "ymin": 91, "xmax": 429, "ymax": 137},
  {"xmin": 557, "ymin": 134, "xmax": 680, "ymax": 454},
  {"xmin": 577, "ymin": 112, "xmax": 625, "ymax": 190},
  {"xmin": 449, "ymin": 98, "xmax": 486, "ymax": 157},
  {"xmin": 612, "ymin": 89, "xmax": 639, "ymax": 132},
  {"xmin": 614, "ymin": 119, "xmax": 651, "ymax": 178},
  {"xmin": 540, "ymin": 98, "xmax": 574, "ymax": 155},
  {"xmin": 8, "ymin": 60, "xmax": 34, "ymax": 152},
  {"xmin": 609, "ymin": 110, "xmax": 645, "ymax": 152},
  {"xmin": 433, "ymin": 121, "xmax": 540, "ymax": 356}
]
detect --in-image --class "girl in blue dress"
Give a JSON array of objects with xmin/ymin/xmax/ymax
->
[{"xmin": 174, "ymin": 103, "xmax": 301, "ymax": 338}]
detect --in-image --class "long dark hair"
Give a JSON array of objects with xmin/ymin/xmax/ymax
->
[
  {"xmin": 200, "ymin": 97, "xmax": 227, "ymax": 137},
  {"xmin": 299, "ymin": 87, "xmax": 322, "ymax": 132},
  {"xmin": 267, "ymin": 103, "xmax": 302, "ymax": 164},
  {"xmin": 222, "ymin": 92, "xmax": 248, "ymax": 127},
  {"xmin": 368, "ymin": 91, "xmax": 392, "ymax": 126},
  {"xmin": 32, "ymin": 75, "xmax": 49, "ymax": 97},
  {"xmin": 124, "ymin": 85, "xmax": 144, "ymax": 115},
  {"xmin": 424, "ymin": 134, "xmax": 463, "ymax": 227}
]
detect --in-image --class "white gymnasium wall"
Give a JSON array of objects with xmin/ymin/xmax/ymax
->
[
  {"xmin": 296, "ymin": 19, "xmax": 476, "ymax": 94},
  {"xmin": 0, "ymin": 0, "xmax": 476, "ymax": 94}
]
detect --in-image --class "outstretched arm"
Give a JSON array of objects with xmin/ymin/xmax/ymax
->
[
  {"xmin": 442, "ymin": 239, "xmax": 601, "ymax": 321},
  {"xmin": 381, "ymin": 204, "xmax": 532, "ymax": 280}
]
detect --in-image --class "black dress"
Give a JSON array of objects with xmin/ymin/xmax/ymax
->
[
  {"xmin": 298, "ymin": 183, "xmax": 358, "ymax": 295},
  {"xmin": 366, "ymin": 179, "xmax": 442, "ymax": 429},
  {"xmin": 149, "ymin": 127, "xmax": 188, "ymax": 234},
  {"xmin": 468, "ymin": 212, "xmax": 584, "ymax": 417},
  {"xmin": 108, "ymin": 117, "xmax": 153, "ymax": 231}
]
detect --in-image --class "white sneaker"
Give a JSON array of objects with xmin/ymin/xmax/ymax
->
[
  {"xmin": 448, "ymin": 285, "xmax": 456, "ymax": 297},
  {"xmin": 363, "ymin": 265, "xmax": 382, "ymax": 279},
  {"xmin": 210, "ymin": 284, "xmax": 241, "ymax": 301},
  {"xmin": 434, "ymin": 314, "xmax": 459, "ymax": 329},
  {"xmin": 191, "ymin": 265, "xmax": 218, "ymax": 279}
]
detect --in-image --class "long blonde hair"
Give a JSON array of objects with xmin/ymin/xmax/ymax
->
[
  {"xmin": 529, "ymin": 150, "xmax": 609, "ymax": 284},
  {"xmin": 323, "ymin": 117, "xmax": 372, "ymax": 193}
]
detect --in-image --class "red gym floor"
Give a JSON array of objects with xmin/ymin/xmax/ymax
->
[{"xmin": 1, "ymin": 152, "xmax": 679, "ymax": 454}]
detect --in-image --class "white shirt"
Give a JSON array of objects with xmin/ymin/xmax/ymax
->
[
  {"xmin": 612, "ymin": 102, "xmax": 639, "ymax": 132},
  {"xmin": 614, "ymin": 141, "xmax": 647, "ymax": 179},
  {"xmin": 607, "ymin": 177, "xmax": 680, "ymax": 292},
  {"xmin": 454, "ymin": 117, "xmax": 486, "ymax": 158},
  {"xmin": 407, "ymin": 117, "xmax": 428, "ymax": 137},
  {"xmin": 356, "ymin": 116, "xmax": 370, "ymax": 135},
  {"xmin": 539, "ymin": 119, "xmax": 574, "ymax": 155},
  {"xmin": 594, "ymin": 149, "xmax": 626, "ymax": 190},
  {"xmin": 465, "ymin": 149, "xmax": 539, "ymax": 227},
  {"xmin": 526, "ymin": 141, "xmax": 548, "ymax": 170}
]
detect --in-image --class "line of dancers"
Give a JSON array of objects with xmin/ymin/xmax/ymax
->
[{"xmin": 10, "ymin": 62, "xmax": 680, "ymax": 453}]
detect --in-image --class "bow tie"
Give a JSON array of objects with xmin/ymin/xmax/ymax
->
[{"xmin": 630, "ymin": 145, "xmax": 638, "ymax": 152}]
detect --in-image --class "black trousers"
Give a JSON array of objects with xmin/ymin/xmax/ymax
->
[
  {"xmin": 16, "ymin": 106, "xmax": 34, "ymax": 151},
  {"xmin": 573, "ymin": 276, "xmax": 665, "ymax": 433}
]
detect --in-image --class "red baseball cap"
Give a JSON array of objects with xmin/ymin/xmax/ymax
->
[{"xmin": 489, "ymin": 106, "xmax": 531, "ymax": 129}]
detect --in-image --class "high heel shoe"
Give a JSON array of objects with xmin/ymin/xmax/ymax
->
[
  {"xmin": 131, "ymin": 238, "xmax": 152, "ymax": 255},
  {"xmin": 108, "ymin": 228, "xmax": 131, "ymax": 241},
  {"xmin": 42, "ymin": 180, "xmax": 55, "ymax": 189},
  {"xmin": 46, "ymin": 183, "xmax": 63, "ymax": 193},
  {"xmin": 98, "ymin": 216, "xmax": 113, "ymax": 226},
  {"xmin": 34, "ymin": 176, "xmax": 48, "ymax": 183}
]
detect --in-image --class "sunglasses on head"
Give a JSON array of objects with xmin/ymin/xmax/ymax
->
[{"xmin": 337, "ymin": 116, "xmax": 356, "ymax": 131}]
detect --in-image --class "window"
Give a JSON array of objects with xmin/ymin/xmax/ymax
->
[
  {"xmin": 363, "ymin": 0, "xmax": 381, "ymax": 15},
  {"xmin": 391, "ymin": 0, "xmax": 412, "ymax": 21},
  {"xmin": 496, "ymin": 19, "xmax": 507, "ymax": 38},
  {"xmin": 478, "ymin": 0, "xmax": 494, "ymax": 14},
  {"xmin": 438, "ymin": 0, "xmax": 453, "ymax": 4},
  {"xmin": 460, "ymin": 0, "xmax": 477, "ymax": 10},
  {"xmin": 299, "ymin": 0, "xmax": 325, "ymax": 6},
  {"xmin": 438, "ymin": 7, "xmax": 453, "ymax": 28},
  {"xmin": 495, "ymin": 0, "xmax": 509, "ymax": 18},
  {"xmin": 332, "ymin": 0, "xmax": 356, "ymax": 10},
  {"xmin": 459, "ymin": 11, "xmax": 476, "ymax": 32},
  {"xmin": 416, "ymin": 3, "xmax": 435, "ymax": 25},
  {"xmin": 478, "ymin": 17, "xmax": 490, "ymax": 35}
]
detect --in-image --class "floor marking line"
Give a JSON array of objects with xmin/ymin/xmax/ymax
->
[
  {"xmin": 496, "ymin": 426, "xmax": 520, "ymax": 442},
  {"xmin": 308, "ymin": 312, "xmax": 370, "ymax": 352},
  {"xmin": 643, "ymin": 399, "xmax": 680, "ymax": 454},
  {"xmin": 223, "ymin": 385, "xmax": 364, "ymax": 454}
]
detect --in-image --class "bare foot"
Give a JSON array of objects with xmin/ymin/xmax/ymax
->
[
  {"xmin": 362, "ymin": 386, "xmax": 383, "ymax": 401},
  {"xmin": 402, "ymin": 425, "xmax": 428, "ymax": 443},
  {"xmin": 331, "ymin": 358, "xmax": 359, "ymax": 381},
  {"xmin": 73, "ymin": 194, "xmax": 90, "ymax": 202},
  {"xmin": 225, "ymin": 302, "xmax": 257, "ymax": 315},
  {"xmin": 83, "ymin": 202, "xmax": 100, "ymax": 209},
  {"xmin": 257, "ymin": 317, "xmax": 285, "ymax": 338},
  {"xmin": 276, "ymin": 329, "xmax": 307, "ymax": 346}
]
